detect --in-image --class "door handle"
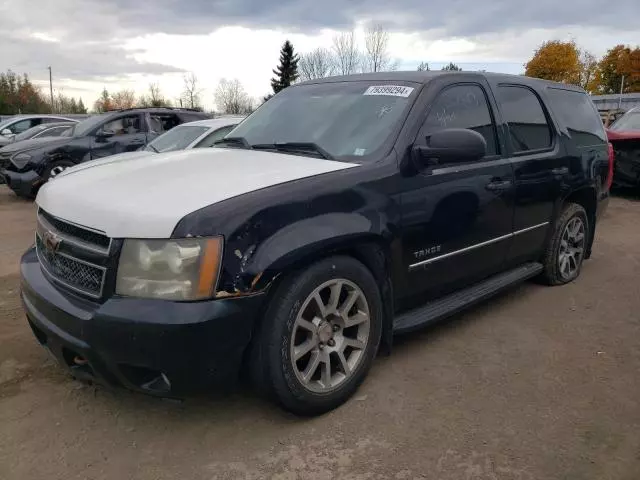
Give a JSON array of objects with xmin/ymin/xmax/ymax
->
[
  {"xmin": 485, "ymin": 180, "xmax": 512, "ymax": 191},
  {"xmin": 551, "ymin": 167, "xmax": 569, "ymax": 175}
]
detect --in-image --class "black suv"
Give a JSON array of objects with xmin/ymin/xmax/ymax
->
[
  {"xmin": 19, "ymin": 72, "xmax": 611, "ymax": 415},
  {"xmin": 1, "ymin": 107, "xmax": 210, "ymax": 197}
]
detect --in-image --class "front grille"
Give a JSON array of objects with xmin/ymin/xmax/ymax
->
[
  {"xmin": 36, "ymin": 236, "xmax": 105, "ymax": 296},
  {"xmin": 35, "ymin": 209, "xmax": 111, "ymax": 299}
]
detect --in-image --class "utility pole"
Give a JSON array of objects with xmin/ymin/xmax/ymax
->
[
  {"xmin": 48, "ymin": 66, "xmax": 54, "ymax": 113},
  {"xmin": 618, "ymin": 75, "xmax": 625, "ymax": 111}
]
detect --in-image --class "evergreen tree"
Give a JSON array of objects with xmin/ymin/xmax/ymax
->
[
  {"xmin": 270, "ymin": 40, "xmax": 299, "ymax": 95},
  {"xmin": 77, "ymin": 98, "xmax": 87, "ymax": 114},
  {"xmin": 441, "ymin": 62, "xmax": 462, "ymax": 71}
]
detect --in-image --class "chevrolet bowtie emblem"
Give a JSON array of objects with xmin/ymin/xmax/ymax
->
[{"xmin": 42, "ymin": 230, "xmax": 62, "ymax": 253}]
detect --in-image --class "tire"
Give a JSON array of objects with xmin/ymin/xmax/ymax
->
[
  {"xmin": 43, "ymin": 160, "xmax": 74, "ymax": 182},
  {"xmin": 251, "ymin": 256, "xmax": 383, "ymax": 416},
  {"xmin": 541, "ymin": 203, "xmax": 589, "ymax": 285}
]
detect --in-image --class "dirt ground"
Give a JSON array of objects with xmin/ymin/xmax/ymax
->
[{"xmin": 0, "ymin": 185, "xmax": 639, "ymax": 480}]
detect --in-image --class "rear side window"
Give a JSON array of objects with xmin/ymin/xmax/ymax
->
[
  {"xmin": 497, "ymin": 86, "xmax": 552, "ymax": 153},
  {"xmin": 547, "ymin": 88, "xmax": 607, "ymax": 145},
  {"xmin": 422, "ymin": 84, "xmax": 498, "ymax": 157}
]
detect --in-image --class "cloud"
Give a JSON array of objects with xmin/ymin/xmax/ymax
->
[{"xmin": 1, "ymin": 0, "xmax": 636, "ymax": 108}]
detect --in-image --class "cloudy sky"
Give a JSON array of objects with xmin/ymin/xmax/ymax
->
[{"xmin": 1, "ymin": 0, "xmax": 638, "ymax": 110}]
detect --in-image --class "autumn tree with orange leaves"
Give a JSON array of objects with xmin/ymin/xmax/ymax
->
[
  {"xmin": 598, "ymin": 45, "xmax": 640, "ymax": 94},
  {"xmin": 525, "ymin": 40, "xmax": 600, "ymax": 92}
]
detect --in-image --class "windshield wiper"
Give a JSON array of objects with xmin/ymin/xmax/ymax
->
[
  {"xmin": 253, "ymin": 142, "xmax": 334, "ymax": 160},
  {"xmin": 146, "ymin": 143, "xmax": 159, "ymax": 153},
  {"xmin": 213, "ymin": 136, "xmax": 252, "ymax": 149}
]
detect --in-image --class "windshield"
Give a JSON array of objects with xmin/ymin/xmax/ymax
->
[
  {"xmin": 14, "ymin": 124, "xmax": 51, "ymax": 142},
  {"xmin": 145, "ymin": 125, "xmax": 209, "ymax": 152},
  {"xmin": 226, "ymin": 81, "xmax": 419, "ymax": 161},
  {"xmin": 610, "ymin": 111, "xmax": 640, "ymax": 131},
  {"xmin": 71, "ymin": 114, "xmax": 108, "ymax": 137},
  {"xmin": 14, "ymin": 125, "xmax": 47, "ymax": 141}
]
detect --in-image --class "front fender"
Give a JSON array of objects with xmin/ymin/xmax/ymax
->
[{"xmin": 220, "ymin": 211, "xmax": 392, "ymax": 295}]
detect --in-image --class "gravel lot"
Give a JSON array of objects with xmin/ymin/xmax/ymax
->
[{"xmin": 1, "ymin": 185, "xmax": 639, "ymax": 480}]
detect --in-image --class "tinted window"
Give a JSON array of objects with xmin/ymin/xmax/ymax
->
[
  {"xmin": 547, "ymin": 88, "xmax": 606, "ymax": 145},
  {"xmin": 195, "ymin": 125, "xmax": 236, "ymax": 148},
  {"xmin": 497, "ymin": 86, "xmax": 552, "ymax": 152},
  {"xmin": 101, "ymin": 115, "xmax": 142, "ymax": 136},
  {"xmin": 422, "ymin": 84, "xmax": 498, "ymax": 156}
]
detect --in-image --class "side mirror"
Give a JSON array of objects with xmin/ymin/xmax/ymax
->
[
  {"xmin": 411, "ymin": 128, "xmax": 487, "ymax": 170},
  {"xmin": 95, "ymin": 129, "xmax": 115, "ymax": 141},
  {"xmin": 1, "ymin": 128, "xmax": 14, "ymax": 137}
]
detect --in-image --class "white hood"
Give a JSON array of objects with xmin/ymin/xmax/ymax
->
[
  {"xmin": 57, "ymin": 150, "xmax": 154, "ymax": 177},
  {"xmin": 36, "ymin": 148, "xmax": 357, "ymax": 238}
]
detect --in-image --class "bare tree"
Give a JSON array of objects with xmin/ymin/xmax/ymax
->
[
  {"xmin": 579, "ymin": 50, "xmax": 599, "ymax": 92},
  {"xmin": 332, "ymin": 31, "xmax": 360, "ymax": 75},
  {"xmin": 111, "ymin": 89, "xmax": 136, "ymax": 110},
  {"xmin": 364, "ymin": 24, "xmax": 394, "ymax": 73},
  {"xmin": 299, "ymin": 47, "xmax": 336, "ymax": 81},
  {"xmin": 181, "ymin": 72, "xmax": 203, "ymax": 109},
  {"xmin": 214, "ymin": 78, "xmax": 253, "ymax": 115}
]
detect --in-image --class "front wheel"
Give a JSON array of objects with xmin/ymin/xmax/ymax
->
[
  {"xmin": 43, "ymin": 160, "xmax": 74, "ymax": 182},
  {"xmin": 541, "ymin": 203, "xmax": 589, "ymax": 285},
  {"xmin": 252, "ymin": 256, "xmax": 383, "ymax": 416}
]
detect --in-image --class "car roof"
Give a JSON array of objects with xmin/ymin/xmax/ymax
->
[
  {"xmin": 180, "ymin": 116, "xmax": 245, "ymax": 128},
  {"xmin": 297, "ymin": 71, "xmax": 586, "ymax": 92},
  {"xmin": 39, "ymin": 121, "xmax": 77, "ymax": 127},
  {"xmin": 6, "ymin": 114, "xmax": 74, "ymax": 120}
]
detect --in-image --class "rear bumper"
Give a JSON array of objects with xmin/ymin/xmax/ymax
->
[
  {"xmin": 20, "ymin": 247, "xmax": 265, "ymax": 396},
  {"xmin": 2, "ymin": 169, "xmax": 42, "ymax": 197}
]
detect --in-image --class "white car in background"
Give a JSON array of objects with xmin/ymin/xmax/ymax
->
[{"xmin": 56, "ymin": 116, "xmax": 246, "ymax": 178}]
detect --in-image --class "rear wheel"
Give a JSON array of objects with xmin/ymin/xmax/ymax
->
[
  {"xmin": 251, "ymin": 256, "xmax": 382, "ymax": 415},
  {"xmin": 541, "ymin": 203, "xmax": 588, "ymax": 285}
]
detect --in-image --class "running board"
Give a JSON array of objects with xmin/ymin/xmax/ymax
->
[{"xmin": 393, "ymin": 262, "xmax": 543, "ymax": 334}]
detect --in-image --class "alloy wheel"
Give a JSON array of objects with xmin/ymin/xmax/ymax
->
[
  {"xmin": 290, "ymin": 279, "xmax": 370, "ymax": 393},
  {"xmin": 558, "ymin": 216, "xmax": 586, "ymax": 280}
]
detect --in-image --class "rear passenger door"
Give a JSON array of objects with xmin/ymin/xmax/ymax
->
[
  {"xmin": 400, "ymin": 82, "xmax": 515, "ymax": 301},
  {"xmin": 493, "ymin": 84, "xmax": 565, "ymax": 266}
]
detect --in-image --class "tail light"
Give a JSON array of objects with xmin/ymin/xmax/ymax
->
[{"xmin": 606, "ymin": 142, "xmax": 614, "ymax": 190}]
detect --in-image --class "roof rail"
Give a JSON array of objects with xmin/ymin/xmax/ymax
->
[{"xmin": 103, "ymin": 106, "xmax": 204, "ymax": 113}]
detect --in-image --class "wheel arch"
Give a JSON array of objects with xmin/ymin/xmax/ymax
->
[{"xmin": 233, "ymin": 232, "xmax": 396, "ymax": 358}]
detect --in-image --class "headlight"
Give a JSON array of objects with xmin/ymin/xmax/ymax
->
[
  {"xmin": 11, "ymin": 152, "xmax": 32, "ymax": 168},
  {"xmin": 116, "ymin": 237, "xmax": 223, "ymax": 301}
]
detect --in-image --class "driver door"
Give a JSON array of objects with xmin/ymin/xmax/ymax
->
[
  {"xmin": 399, "ymin": 82, "xmax": 515, "ymax": 301},
  {"xmin": 91, "ymin": 114, "xmax": 147, "ymax": 159}
]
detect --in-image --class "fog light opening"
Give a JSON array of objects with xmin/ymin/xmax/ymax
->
[{"xmin": 73, "ymin": 356, "xmax": 89, "ymax": 366}]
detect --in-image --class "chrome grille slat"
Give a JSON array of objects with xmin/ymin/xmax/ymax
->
[
  {"xmin": 35, "ymin": 209, "xmax": 111, "ymax": 299},
  {"xmin": 38, "ymin": 209, "xmax": 111, "ymax": 250}
]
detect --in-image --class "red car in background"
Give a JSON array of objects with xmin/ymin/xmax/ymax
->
[{"xmin": 607, "ymin": 107, "xmax": 640, "ymax": 189}]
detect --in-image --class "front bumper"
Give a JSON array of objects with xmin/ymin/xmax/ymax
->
[
  {"xmin": 612, "ymin": 148, "xmax": 640, "ymax": 188},
  {"xmin": 20, "ymin": 247, "xmax": 265, "ymax": 396},
  {"xmin": 2, "ymin": 169, "xmax": 42, "ymax": 197}
]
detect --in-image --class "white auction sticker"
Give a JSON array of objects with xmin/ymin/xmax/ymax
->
[{"xmin": 363, "ymin": 85, "xmax": 414, "ymax": 97}]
